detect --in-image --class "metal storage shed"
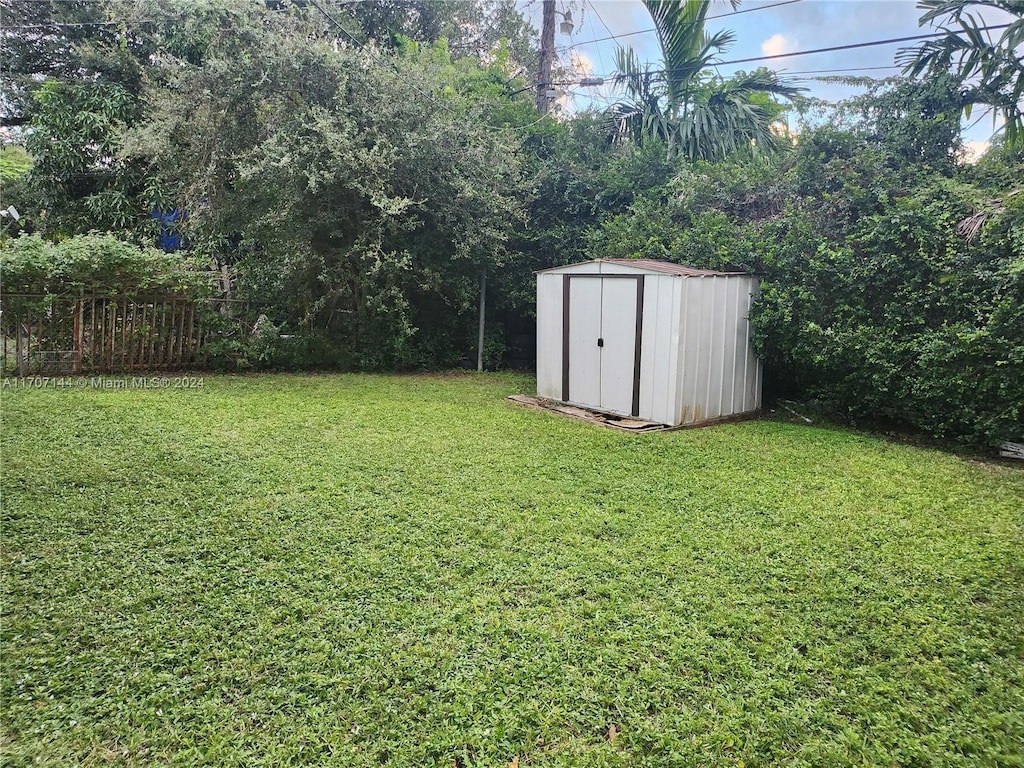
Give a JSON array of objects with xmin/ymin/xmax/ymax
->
[{"xmin": 536, "ymin": 259, "xmax": 762, "ymax": 427}]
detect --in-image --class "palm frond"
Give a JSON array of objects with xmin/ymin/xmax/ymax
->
[
  {"xmin": 899, "ymin": 0, "xmax": 1024, "ymax": 147},
  {"xmin": 642, "ymin": 0, "xmax": 731, "ymax": 108},
  {"xmin": 605, "ymin": 1, "xmax": 801, "ymax": 159}
]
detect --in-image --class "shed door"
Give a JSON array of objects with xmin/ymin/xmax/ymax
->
[
  {"xmin": 563, "ymin": 275, "xmax": 644, "ymax": 417},
  {"xmin": 568, "ymin": 278, "xmax": 602, "ymax": 409}
]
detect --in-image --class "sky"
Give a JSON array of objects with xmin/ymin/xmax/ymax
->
[{"xmin": 517, "ymin": 0, "xmax": 1012, "ymax": 155}]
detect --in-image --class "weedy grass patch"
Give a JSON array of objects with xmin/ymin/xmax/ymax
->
[{"xmin": 2, "ymin": 373, "xmax": 1022, "ymax": 767}]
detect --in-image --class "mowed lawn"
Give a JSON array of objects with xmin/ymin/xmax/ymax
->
[{"xmin": 2, "ymin": 374, "xmax": 1022, "ymax": 767}]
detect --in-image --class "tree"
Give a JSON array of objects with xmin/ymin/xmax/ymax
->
[
  {"xmin": 820, "ymin": 75, "xmax": 966, "ymax": 169},
  {"xmin": 7, "ymin": 0, "xmax": 202, "ymax": 238},
  {"xmin": 122, "ymin": 7, "xmax": 531, "ymax": 368},
  {"xmin": 900, "ymin": 0, "xmax": 1024, "ymax": 148},
  {"xmin": 0, "ymin": 0, "xmax": 125, "ymax": 127},
  {"xmin": 607, "ymin": 0, "xmax": 800, "ymax": 160},
  {"xmin": 25, "ymin": 78, "xmax": 153, "ymax": 236}
]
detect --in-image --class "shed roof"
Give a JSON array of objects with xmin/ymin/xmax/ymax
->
[{"xmin": 538, "ymin": 259, "xmax": 746, "ymax": 277}]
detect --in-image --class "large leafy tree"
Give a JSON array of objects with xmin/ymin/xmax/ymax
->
[
  {"xmin": 607, "ymin": 0, "xmax": 800, "ymax": 160},
  {"xmin": 125, "ymin": 9, "xmax": 531, "ymax": 367},
  {"xmin": 7, "ymin": 0, "xmax": 250, "ymax": 237},
  {"xmin": 899, "ymin": 0, "xmax": 1024, "ymax": 147},
  {"xmin": 0, "ymin": 0, "xmax": 132, "ymax": 128}
]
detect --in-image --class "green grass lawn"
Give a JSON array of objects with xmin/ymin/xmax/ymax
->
[{"xmin": 2, "ymin": 373, "xmax": 1022, "ymax": 767}]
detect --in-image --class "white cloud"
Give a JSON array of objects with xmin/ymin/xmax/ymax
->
[
  {"xmin": 761, "ymin": 33, "xmax": 797, "ymax": 57},
  {"xmin": 569, "ymin": 50, "xmax": 595, "ymax": 76},
  {"xmin": 963, "ymin": 140, "xmax": 990, "ymax": 163}
]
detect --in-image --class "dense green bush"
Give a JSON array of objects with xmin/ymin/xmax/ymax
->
[
  {"xmin": 0, "ymin": 232, "xmax": 207, "ymax": 297},
  {"xmin": 245, "ymin": 322, "xmax": 355, "ymax": 372},
  {"xmin": 589, "ymin": 132, "xmax": 1023, "ymax": 447}
]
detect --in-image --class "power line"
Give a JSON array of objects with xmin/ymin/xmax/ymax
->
[
  {"xmin": 706, "ymin": 0, "xmax": 804, "ymax": 22},
  {"xmin": 564, "ymin": 67, "xmax": 913, "ymax": 111},
  {"xmin": 696, "ymin": 24, "xmax": 1012, "ymax": 68},
  {"xmin": 554, "ymin": 23, "xmax": 1013, "ymax": 86},
  {"xmin": 780, "ymin": 66, "xmax": 902, "ymax": 76},
  {"xmin": 560, "ymin": 0, "xmax": 804, "ymax": 52},
  {"xmin": 582, "ymin": 0, "xmax": 611, "ymax": 81}
]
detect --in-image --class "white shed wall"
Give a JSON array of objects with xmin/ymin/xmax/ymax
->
[
  {"xmin": 673, "ymin": 275, "xmax": 761, "ymax": 425},
  {"xmin": 637, "ymin": 274, "xmax": 681, "ymax": 425},
  {"xmin": 536, "ymin": 272, "xmax": 563, "ymax": 400}
]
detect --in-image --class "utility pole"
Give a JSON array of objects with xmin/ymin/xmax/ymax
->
[
  {"xmin": 477, "ymin": 269, "xmax": 486, "ymax": 372},
  {"xmin": 536, "ymin": 0, "xmax": 556, "ymax": 114}
]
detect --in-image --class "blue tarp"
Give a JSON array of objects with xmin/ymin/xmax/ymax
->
[{"xmin": 152, "ymin": 209, "xmax": 184, "ymax": 252}]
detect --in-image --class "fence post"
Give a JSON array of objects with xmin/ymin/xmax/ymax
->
[
  {"xmin": 15, "ymin": 314, "xmax": 25, "ymax": 376},
  {"xmin": 25, "ymin": 309, "xmax": 32, "ymax": 375},
  {"xmin": 74, "ymin": 295, "xmax": 83, "ymax": 373}
]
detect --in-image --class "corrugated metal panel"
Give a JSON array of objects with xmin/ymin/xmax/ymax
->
[
  {"xmin": 536, "ymin": 273, "xmax": 563, "ymax": 399},
  {"xmin": 637, "ymin": 274, "xmax": 678, "ymax": 425},
  {"xmin": 670, "ymin": 274, "xmax": 762, "ymax": 426},
  {"xmin": 727, "ymin": 276, "xmax": 743, "ymax": 415},
  {"xmin": 729, "ymin": 278, "xmax": 745, "ymax": 417},
  {"xmin": 749, "ymin": 278, "xmax": 763, "ymax": 412},
  {"xmin": 677, "ymin": 276, "xmax": 706, "ymax": 424},
  {"xmin": 537, "ymin": 259, "xmax": 743, "ymax": 277}
]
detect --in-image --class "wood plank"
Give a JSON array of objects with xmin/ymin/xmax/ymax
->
[
  {"xmin": 73, "ymin": 298, "xmax": 83, "ymax": 373},
  {"xmin": 138, "ymin": 302, "xmax": 148, "ymax": 370},
  {"xmin": 25, "ymin": 308, "xmax": 32, "ymax": 372},
  {"xmin": 15, "ymin": 313, "xmax": 23, "ymax": 376},
  {"xmin": 147, "ymin": 302, "xmax": 157, "ymax": 368},
  {"xmin": 118, "ymin": 301, "xmax": 124, "ymax": 369},
  {"xmin": 127, "ymin": 299, "xmax": 137, "ymax": 370},
  {"xmin": 999, "ymin": 442, "xmax": 1024, "ymax": 460},
  {"xmin": 154, "ymin": 301, "xmax": 164, "ymax": 368},
  {"xmin": 108, "ymin": 300, "xmax": 116, "ymax": 372},
  {"xmin": 184, "ymin": 302, "xmax": 195, "ymax": 366},
  {"xmin": 90, "ymin": 299, "xmax": 98, "ymax": 371},
  {"xmin": 176, "ymin": 299, "xmax": 187, "ymax": 366},
  {"xmin": 169, "ymin": 300, "xmax": 178, "ymax": 366}
]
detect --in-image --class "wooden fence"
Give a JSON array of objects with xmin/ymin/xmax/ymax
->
[{"xmin": 1, "ymin": 294, "xmax": 232, "ymax": 375}]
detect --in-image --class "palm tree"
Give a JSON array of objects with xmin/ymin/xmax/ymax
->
[
  {"xmin": 898, "ymin": 0, "xmax": 1024, "ymax": 148},
  {"xmin": 607, "ymin": 0, "xmax": 800, "ymax": 160}
]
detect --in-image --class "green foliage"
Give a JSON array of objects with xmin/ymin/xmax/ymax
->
[
  {"xmin": 245, "ymin": 323, "xmax": 355, "ymax": 371},
  {"xmin": 607, "ymin": 0, "xmax": 800, "ymax": 160},
  {"xmin": 900, "ymin": 0, "xmax": 1024, "ymax": 148},
  {"xmin": 829, "ymin": 75, "xmax": 964, "ymax": 169},
  {"xmin": 590, "ymin": 160, "xmax": 782, "ymax": 268},
  {"xmin": 0, "ymin": 146, "xmax": 33, "ymax": 182},
  {"xmin": 337, "ymin": 0, "xmax": 537, "ymax": 69},
  {"xmin": 24, "ymin": 79, "xmax": 153, "ymax": 237},
  {"xmin": 2, "ymin": 374, "xmax": 1022, "ymax": 765},
  {"xmin": 121, "ymin": 5, "xmax": 534, "ymax": 370},
  {"xmin": 588, "ymin": 122, "xmax": 1024, "ymax": 445},
  {"xmin": 0, "ymin": 0, "xmax": 140, "ymax": 127},
  {"xmin": 749, "ymin": 142, "xmax": 1024, "ymax": 445},
  {"xmin": 0, "ymin": 146, "xmax": 33, "ymax": 240},
  {"xmin": 0, "ymin": 233, "xmax": 205, "ymax": 297}
]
